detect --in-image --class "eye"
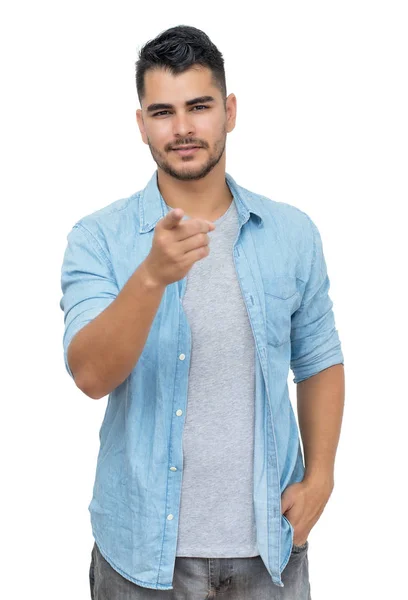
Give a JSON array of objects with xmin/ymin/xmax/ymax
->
[{"xmin": 152, "ymin": 105, "xmax": 209, "ymax": 117}]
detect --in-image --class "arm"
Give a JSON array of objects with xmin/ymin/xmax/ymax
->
[
  {"xmin": 280, "ymin": 364, "xmax": 344, "ymax": 545},
  {"xmin": 60, "ymin": 223, "xmax": 166, "ymax": 399},
  {"xmin": 68, "ymin": 262, "xmax": 165, "ymax": 399},
  {"xmin": 282, "ymin": 216, "xmax": 345, "ymax": 544},
  {"xmin": 297, "ymin": 363, "xmax": 345, "ymax": 491},
  {"xmin": 290, "ymin": 216, "xmax": 345, "ymax": 487}
]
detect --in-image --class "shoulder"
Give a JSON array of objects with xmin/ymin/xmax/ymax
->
[
  {"xmin": 235, "ymin": 179, "xmax": 316, "ymax": 240},
  {"xmin": 67, "ymin": 191, "xmax": 142, "ymax": 256},
  {"xmin": 75, "ymin": 191, "xmax": 141, "ymax": 231}
]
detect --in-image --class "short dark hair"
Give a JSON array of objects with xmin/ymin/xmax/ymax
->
[{"xmin": 135, "ymin": 25, "xmax": 227, "ymax": 105}]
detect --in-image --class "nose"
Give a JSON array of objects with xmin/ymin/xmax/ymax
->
[{"xmin": 172, "ymin": 111, "xmax": 195, "ymax": 139}]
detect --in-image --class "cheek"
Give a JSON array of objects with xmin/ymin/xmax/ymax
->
[
  {"xmin": 147, "ymin": 122, "xmax": 172, "ymax": 146},
  {"xmin": 202, "ymin": 113, "xmax": 221, "ymax": 129},
  {"xmin": 205, "ymin": 114, "xmax": 227, "ymax": 137},
  {"xmin": 193, "ymin": 119, "xmax": 221, "ymax": 148}
]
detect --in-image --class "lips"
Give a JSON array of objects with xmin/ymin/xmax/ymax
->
[
  {"xmin": 172, "ymin": 146, "xmax": 201, "ymax": 150},
  {"xmin": 172, "ymin": 146, "xmax": 202, "ymax": 156}
]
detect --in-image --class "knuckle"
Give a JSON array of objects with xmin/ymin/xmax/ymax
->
[
  {"xmin": 197, "ymin": 220, "xmax": 206, "ymax": 234},
  {"xmin": 156, "ymin": 232, "xmax": 166, "ymax": 246}
]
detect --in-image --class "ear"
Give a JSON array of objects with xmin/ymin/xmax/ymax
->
[
  {"xmin": 136, "ymin": 109, "xmax": 148, "ymax": 145},
  {"xmin": 225, "ymin": 93, "xmax": 237, "ymax": 133}
]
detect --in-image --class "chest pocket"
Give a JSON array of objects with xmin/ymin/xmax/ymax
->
[{"xmin": 264, "ymin": 276, "xmax": 300, "ymax": 347}]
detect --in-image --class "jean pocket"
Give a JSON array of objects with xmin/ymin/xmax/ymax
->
[
  {"xmin": 282, "ymin": 514, "xmax": 309, "ymax": 554},
  {"xmin": 264, "ymin": 276, "xmax": 299, "ymax": 347}
]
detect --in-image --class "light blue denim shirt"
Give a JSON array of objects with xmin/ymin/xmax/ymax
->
[{"xmin": 60, "ymin": 170, "xmax": 344, "ymax": 590}]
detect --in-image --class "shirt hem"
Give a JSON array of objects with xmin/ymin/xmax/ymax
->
[
  {"xmin": 176, "ymin": 550, "xmax": 260, "ymax": 558},
  {"xmin": 93, "ymin": 536, "xmax": 173, "ymax": 591}
]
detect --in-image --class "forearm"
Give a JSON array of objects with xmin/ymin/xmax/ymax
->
[
  {"xmin": 68, "ymin": 260, "xmax": 166, "ymax": 399},
  {"xmin": 297, "ymin": 363, "xmax": 345, "ymax": 490}
]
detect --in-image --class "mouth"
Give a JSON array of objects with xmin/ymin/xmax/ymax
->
[{"xmin": 172, "ymin": 146, "xmax": 202, "ymax": 156}]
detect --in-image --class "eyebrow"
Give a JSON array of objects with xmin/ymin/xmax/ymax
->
[{"xmin": 146, "ymin": 96, "xmax": 216, "ymax": 113}]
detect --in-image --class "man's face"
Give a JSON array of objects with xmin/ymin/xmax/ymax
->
[{"xmin": 136, "ymin": 66, "xmax": 236, "ymax": 181}]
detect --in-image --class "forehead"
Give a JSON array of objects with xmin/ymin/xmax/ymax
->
[{"xmin": 142, "ymin": 66, "xmax": 220, "ymax": 107}]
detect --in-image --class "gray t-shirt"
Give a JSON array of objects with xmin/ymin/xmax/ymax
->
[{"xmin": 164, "ymin": 198, "xmax": 258, "ymax": 558}]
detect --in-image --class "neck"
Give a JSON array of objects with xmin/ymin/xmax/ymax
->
[{"xmin": 156, "ymin": 161, "xmax": 233, "ymax": 222}]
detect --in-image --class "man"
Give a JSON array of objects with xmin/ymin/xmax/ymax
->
[{"xmin": 60, "ymin": 25, "xmax": 345, "ymax": 599}]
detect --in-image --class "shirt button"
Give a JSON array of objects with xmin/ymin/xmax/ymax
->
[
  {"xmin": 167, "ymin": 514, "xmax": 174, "ymax": 520},
  {"xmin": 179, "ymin": 354, "xmax": 185, "ymax": 360},
  {"xmin": 170, "ymin": 466, "xmax": 177, "ymax": 471},
  {"xmin": 176, "ymin": 409, "xmax": 183, "ymax": 416}
]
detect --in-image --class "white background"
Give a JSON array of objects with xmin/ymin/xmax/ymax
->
[{"xmin": 1, "ymin": 1, "xmax": 407, "ymax": 598}]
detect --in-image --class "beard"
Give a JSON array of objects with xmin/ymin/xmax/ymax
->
[{"xmin": 146, "ymin": 128, "xmax": 227, "ymax": 181}]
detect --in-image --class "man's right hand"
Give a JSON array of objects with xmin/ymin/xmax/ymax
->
[{"xmin": 142, "ymin": 209, "xmax": 216, "ymax": 287}]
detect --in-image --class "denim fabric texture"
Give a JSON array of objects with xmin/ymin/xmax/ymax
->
[
  {"xmin": 60, "ymin": 170, "xmax": 344, "ymax": 591},
  {"xmin": 89, "ymin": 540, "xmax": 312, "ymax": 599}
]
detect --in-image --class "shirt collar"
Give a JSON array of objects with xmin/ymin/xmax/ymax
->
[{"xmin": 138, "ymin": 170, "xmax": 264, "ymax": 233}]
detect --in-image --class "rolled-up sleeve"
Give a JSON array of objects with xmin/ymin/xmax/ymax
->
[
  {"xmin": 59, "ymin": 223, "xmax": 119, "ymax": 379},
  {"xmin": 290, "ymin": 217, "xmax": 344, "ymax": 384}
]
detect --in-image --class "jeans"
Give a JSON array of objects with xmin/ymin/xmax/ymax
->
[{"xmin": 89, "ymin": 541, "xmax": 311, "ymax": 599}]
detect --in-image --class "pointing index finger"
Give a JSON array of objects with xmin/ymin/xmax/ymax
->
[{"xmin": 162, "ymin": 208, "xmax": 184, "ymax": 230}]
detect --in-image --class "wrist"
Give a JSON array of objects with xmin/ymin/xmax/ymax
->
[
  {"xmin": 139, "ymin": 260, "xmax": 165, "ymax": 290},
  {"xmin": 303, "ymin": 472, "xmax": 334, "ymax": 495}
]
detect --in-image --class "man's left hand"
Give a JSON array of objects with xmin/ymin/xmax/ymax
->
[{"xmin": 281, "ymin": 480, "xmax": 333, "ymax": 546}]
